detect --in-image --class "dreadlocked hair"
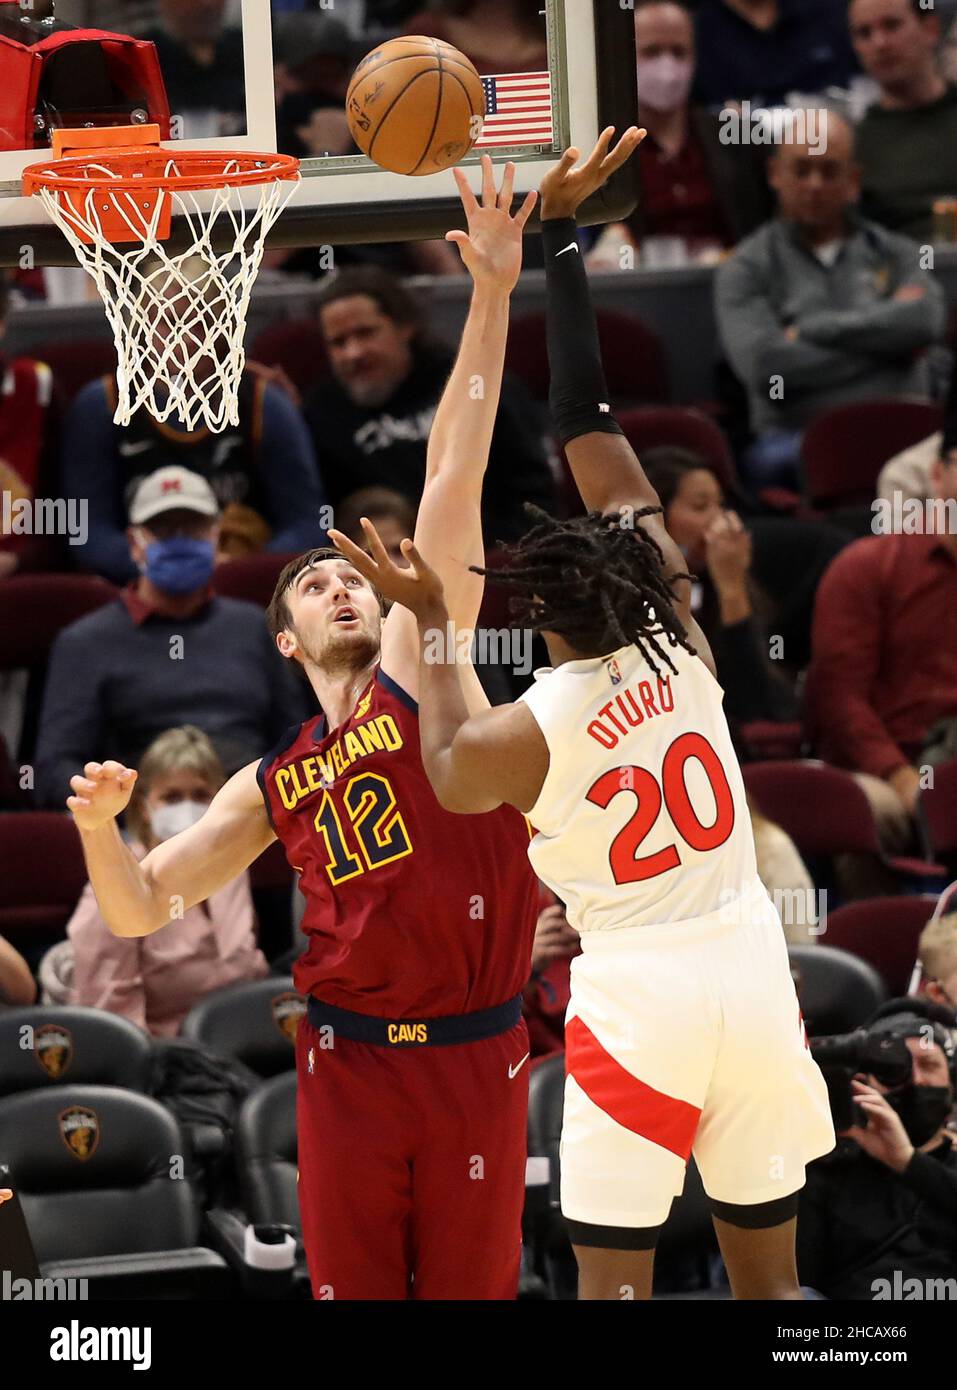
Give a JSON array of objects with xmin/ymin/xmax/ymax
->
[{"xmin": 472, "ymin": 504, "xmax": 697, "ymax": 678}]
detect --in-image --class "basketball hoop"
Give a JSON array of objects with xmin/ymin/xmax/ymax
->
[{"xmin": 23, "ymin": 126, "xmax": 301, "ymax": 432}]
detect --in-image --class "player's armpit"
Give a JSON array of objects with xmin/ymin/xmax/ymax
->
[
  {"xmin": 138, "ymin": 761, "xmax": 276, "ymax": 928},
  {"xmin": 429, "ymin": 701, "xmax": 549, "ymax": 815}
]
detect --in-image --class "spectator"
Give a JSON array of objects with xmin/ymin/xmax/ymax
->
[
  {"xmin": 145, "ymin": 0, "xmax": 246, "ymax": 138},
  {"xmin": 877, "ymin": 428, "xmax": 939, "ymax": 504},
  {"xmin": 919, "ymin": 912, "xmax": 957, "ymax": 1018},
  {"xmin": 640, "ymin": 445, "xmax": 826, "ymax": 723},
  {"xmin": 401, "ymin": 0, "xmax": 548, "ymax": 74},
  {"xmin": 304, "ymin": 267, "xmax": 556, "ymax": 541},
  {"xmin": 0, "ymin": 934, "xmax": 35, "ymax": 1007},
  {"xmin": 693, "ymin": 0, "xmax": 858, "ymax": 109},
  {"xmin": 851, "ymin": 0, "xmax": 957, "ymax": 242},
  {"xmin": 797, "ymin": 1002, "xmax": 957, "ymax": 1300},
  {"xmin": 65, "ymin": 726, "xmax": 268, "ymax": 1038},
  {"xmin": 747, "ymin": 791, "xmax": 818, "ymax": 944},
  {"xmin": 34, "ymin": 467, "xmax": 310, "ymax": 807},
  {"xmin": 274, "ymin": 10, "xmax": 355, "ymax": 113},
  {"xmin": 805, "ymin": 438, "xmax": 957, "ymax": 857},
  {"xmin": 0, "ymin": 277, "xmax": 56, "ymax": 578},
  {"xmin": 715, "ymin": 109, "xmax": 945, "ymax": 489},
  {"xmin": 589, "ymin": 0, "xmax": 772, "ymax": 269},
  {"xmin": 336, "ymin": 486, "xmax": 417, "ymax": 566},
  {"xmin": 522, "ymin": 890, "xmax": 579, "ymax": 1060},
  {"xmin": 61, "ymin": 366, "xmax": 327, "ymax": 585}
]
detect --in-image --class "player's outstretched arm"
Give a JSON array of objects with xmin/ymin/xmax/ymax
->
[
  {"xmin": 380, "ymin": 155, "xmax": 536, "ymax": 708},
  {"xmin": 539, "ymin": 128, "xmax": 714, "ymax": 670},
  {"xmin": 67, "ymin": 759, "xmax": 276, "ymax": 939},
  {"xmin": 330, "ymin": 521, "xmax": 549, "ymax": 814}
]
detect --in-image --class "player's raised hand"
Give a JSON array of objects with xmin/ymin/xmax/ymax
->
[
  {"xmin": 539, "ymin": 126, "xmax": 645, "ymax": 221},
  {"xmin": 67, "ymin": 760, "xmax": 138, "ymax": 832},
  {"xmin": 447, "ymin": 154, "xmax": 537, "ymax": 291},
  {"xmin": 329, "ymin": 518, "xmax": 446, "ymax": 620}
]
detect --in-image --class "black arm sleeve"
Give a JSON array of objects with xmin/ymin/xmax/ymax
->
[{"xmin": 542, "ymin": 217, "xmax": 624, "ymax": 447}]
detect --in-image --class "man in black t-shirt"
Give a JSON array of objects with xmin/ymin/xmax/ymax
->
[{"xmin": 305, "ymin": 267, "xmax": 557, "ymax": 543}]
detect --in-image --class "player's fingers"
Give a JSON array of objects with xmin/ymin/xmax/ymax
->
[
  {"xmin": 400, "ymin": 539, "xmax": 432, "ymax": 577},
  {"xmin": 514, "ymin": 188, "xmax": 538, "ymax": 229},
  {"xmin": 452, "ymin": 165, "xmax": 479, "ymax": 217},
  {"xmin": 552, "ymin": 146, "xmax": 580, "ymax": 179},
  {"xmin": 327, "ymin": 527, "xmax": 377, "ymax": 577},
  {"xmin": 601, "ymin": 125, "xmax": 644, "ymax": 173},
  {"xmin": 0, "ymin": 1189, "xmax": 12, "ymax": 1204},
  {"xmin": 100, "ymin": 760, "xmax": 131, "ymax": 780},
  {"xmin": 497, "ymin": 160, "xmax": 516, "ymax": 210},
  {"xmin": 481, "ymin": 153, "xmax": 496, "ymax": 207},
  {"xmin": 69, "ymin": 774, "xmax": 98, "ymax": 795},
  {"xmin": 84, "ymin": 761, "xmax": 105, "ymax": 779},
  {"xmin": 582, "ymin": 125, "xmax": 616, "ymax": 173},
  {"xmin": 66, "ymin": 796, "xmax": 91, "ymax": 812},
  {"xmin": 359, "ymin": 516, "xmax": 396, "ymax": 570}
]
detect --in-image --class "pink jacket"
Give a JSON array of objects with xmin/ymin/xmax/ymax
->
[{"xmin": 67, "ymin": 843, "xmax": 270, "ymax": 1037}]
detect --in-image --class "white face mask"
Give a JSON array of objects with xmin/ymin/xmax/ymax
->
[
  {"xmin": 636, "ymin": 54, "xmax": 694, "ymax": 113},
  {"xmin": 150, "ymin": 799, "xmax": 207, "ymax": 843}
]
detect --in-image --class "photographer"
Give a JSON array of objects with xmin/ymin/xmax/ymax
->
[{"xmin": 797, "ymin": 1001, "xmax": 957, "ymax": 1299}]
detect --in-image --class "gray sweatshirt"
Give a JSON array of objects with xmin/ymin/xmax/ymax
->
[{"xmin": 715, "ymin": 215, "xmax": 946, "ymax": 433}]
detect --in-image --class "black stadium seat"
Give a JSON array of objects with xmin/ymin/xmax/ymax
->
[
  {"xmin": 235, "ymin": 1071, "xmax": 300, "ymax": 1233},
  {"xmin": 0, "ymin": 1006, "xmax": 152, "ymax": 1098},
  {"xmin": 180, "ymin": 977, "xmax": 305, "ymax": 1078},
  {"xmin": 0, "ymin": 1084, "xmax": 232, "ymax": 1297},
  {"xmin": 788, "ymin": 945, "xmax": 887, "ymax": 1037}
]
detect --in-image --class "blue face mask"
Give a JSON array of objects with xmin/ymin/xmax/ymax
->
[{"xmin": 144, "ymin": 536, "xmax": 216, "ymax": 595}]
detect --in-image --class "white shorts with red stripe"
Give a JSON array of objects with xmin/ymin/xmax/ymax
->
[{"xmin": 560, "ymin": 878, "xmax": 835, "ymax": 1230}]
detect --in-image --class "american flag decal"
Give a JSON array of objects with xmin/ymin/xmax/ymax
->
[{"xmin": 476, "ymin": 72, "xmax": 553, "ymax": 148}]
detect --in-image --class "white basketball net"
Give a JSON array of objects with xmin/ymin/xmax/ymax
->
[{"xmin": 32, "ymin": 157, "xmax": 300, "ymax": 433}]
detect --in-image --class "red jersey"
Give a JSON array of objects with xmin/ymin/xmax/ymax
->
[{"xmin": 257, "ymin": 667, "xmax": 539, "ymax": 1017}]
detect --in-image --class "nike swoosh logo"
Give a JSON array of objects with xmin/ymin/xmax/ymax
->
[
  {"xmin": 508, "ymin": 1051, "xmax": 531, "ymax": 1079},
  {"xmin": 555, "ymin": 242, "xmax": 579, "ymax": 257},
  {"xmin": 118, "ymin": 441, "xmax": 156, "ymax": 456}
]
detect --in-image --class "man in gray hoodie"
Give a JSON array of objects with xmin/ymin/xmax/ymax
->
[{"xmin": 715, "ymin": 109, "xmax": 945, "ymax": 489}]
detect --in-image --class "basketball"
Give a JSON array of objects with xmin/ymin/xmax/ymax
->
[{"xmin": 346, "ymin": 37, "xmax": 485, "ymax": 177}]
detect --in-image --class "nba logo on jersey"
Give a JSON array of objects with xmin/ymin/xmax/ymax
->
[{"xmin": 606, "ymin": 657, "xmax": 622, "ymax": 686}]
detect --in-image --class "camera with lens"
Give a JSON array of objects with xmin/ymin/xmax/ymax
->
[{"xmin": 810, "ymin": 1028, "xmax": 914, "ymax": 1131}]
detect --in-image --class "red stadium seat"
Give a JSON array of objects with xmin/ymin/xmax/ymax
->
[
  {"xmin": 30, "ymin": 337, "xmax": 117, "ymax": 406},
  {"xmin": 919, "ymin": 760, "xmax": 957, "ymax": 861},
  {"xmin": 821, "ymin": 896, "xmax": 937, "ymax": 996},
  {"xmin": 248, "ymin": 318, "xmax": 330, "ymax": 400},
  {"xmin": 0, "ymin": 811, "xmax": 87, "ymax": 941},
  {"xmin": 742, "ymin": 759, "xmax": 948, "ymax": 879},
  {"xmin": 616, "ymin": 407, "xmax": 739, "ymax": 496},
  {"xmin": 800, "ymin": 399, "xmax": 943, "ymax": 511},
  {"xmin": 212, "ymin": 553, "xmax": 299, "ymax": 609},
  {"xmin": 0, "ymin": 573, "xmax": 118, "ymax": 672},
  {"xmin": 504, "ymin": 308, "xmax": 670, "ymax": 405}
]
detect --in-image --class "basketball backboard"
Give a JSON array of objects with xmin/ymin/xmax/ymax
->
[{"xmin": 0, "ymin": 0, "xmax": 638, "ymax": 266}]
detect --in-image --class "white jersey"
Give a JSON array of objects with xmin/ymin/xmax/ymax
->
[{"xmin": 519, "ymin": 639, "xmax": 758, "ymax": 934}]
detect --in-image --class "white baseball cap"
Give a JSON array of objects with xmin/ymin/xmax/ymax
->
[{"xmin": 128, "ymin": 466, "xmax": 219, "ymax": 526}]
